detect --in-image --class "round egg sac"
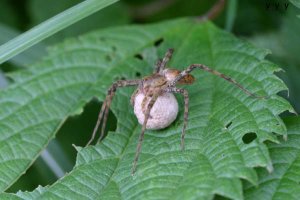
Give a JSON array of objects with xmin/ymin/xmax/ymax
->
[{"xmin": 133, "ymin": 92, "xmax": 179, "ymax": 130}]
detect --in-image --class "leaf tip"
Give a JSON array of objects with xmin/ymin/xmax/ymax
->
[{"xmin": 291, "ymin": 108, "xmax": 298, "ymax": 116}]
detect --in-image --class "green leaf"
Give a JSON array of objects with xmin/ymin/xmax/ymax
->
[
  {"xmin": 244, "ymin": 117, "xmax": 300, "ymax": 200},
  {"xmin": 0, "ymin": 0, "xmax": 119, "ymax": 65},
  {"xmin": 290, "ymin": 0, "xmax": 300, "ymax": 9},
  {"xmin": 0, "ymin": 186, "xmax": 47, "ymax": 200},
  {"xmin": 249, "ymin": 5, "xmax": 300, "ymax": 112},
  {"xmin": 0, "ymin": 19, "xmax": 293, "ymax": 199}
]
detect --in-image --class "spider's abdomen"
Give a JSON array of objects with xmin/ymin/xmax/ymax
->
[
  {"xmin": 133, "ymin": 92, "xmax": 178, "ymax": 130},
  {"xmin": 163, "ymin": 68, "xmax": 195, "ymax": 85}
]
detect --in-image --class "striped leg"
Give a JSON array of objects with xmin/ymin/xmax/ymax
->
[
  {"xmin": 86, "ymin": 79, "xmax": 140, "ymax": 146},
  {"xmin": 131, "ymin": 94, "xmax": 159, "ymax": 175},
  {"xmin": 170, "ymin": 64, "xmax": 267, "ymax": 99},
  {"xmin": 157, "ymin": 48, "xmax": 174, "ymax": 73},
  {"xmin": 130, "ymin": 88, "xmax": 139, "ymax": 106},
  {"xmin": 141, "ymin": 94, "xmax": 150, "ymax": 116},
  {"xmin": 154, "ymin": 59, "xmax": 162, "ymax": 73},
  {"xmin": 165, "ymin": 87, "xmax": 189, "ymax": 150},
  {"xmin": 97, "ymin": 90, "xmax": 115, "ymax": 143}
]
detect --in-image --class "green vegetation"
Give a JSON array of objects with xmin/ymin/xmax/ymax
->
[{"xmin": 0, "ymin": 0, "xmax": 299, "ymax": 199}]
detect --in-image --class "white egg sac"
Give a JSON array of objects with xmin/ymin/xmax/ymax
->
[{"xmin": 134, "ymin": 92, "xmax": 179, "ymax": 130}]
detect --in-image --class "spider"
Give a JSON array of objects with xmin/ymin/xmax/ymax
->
[{"xmin": 86, "ymin": 48, "xmax": 265, "ymax": 175}]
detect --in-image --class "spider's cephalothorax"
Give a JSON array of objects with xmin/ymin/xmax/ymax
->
[{"xmin": 86, "ymin": 48, "xmax": 266, "ymax": 175}]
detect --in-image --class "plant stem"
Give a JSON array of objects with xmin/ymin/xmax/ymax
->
[
  {"xmin": 225, "ymin": 0, "xmax": 237, "ymax": 31},
  {"xmin": 197, "ymin": 0, "xmax": 226, "ymax": 21}
]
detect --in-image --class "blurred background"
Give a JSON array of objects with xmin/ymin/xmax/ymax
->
[{"xmin": 0, "ymin": 0, "xmax": 299, "ymax": 192}]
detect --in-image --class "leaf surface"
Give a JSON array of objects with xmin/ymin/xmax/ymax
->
[
  {"xmin": 0, "ymin": 19, "xmax": 293, "ymax": 199},
  {"xmin": 244, "ymin": 117, "xmax": 300, "ymax": 200}
]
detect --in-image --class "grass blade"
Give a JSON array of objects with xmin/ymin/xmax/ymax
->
[
  {"xmin": 0, "ymin": 23, "xmax": 46, "ymax": 67},
  {"xmin": 0, "ymin": 0, "xmax": 118, "ymax": 65}
]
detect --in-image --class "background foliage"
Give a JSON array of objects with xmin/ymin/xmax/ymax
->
[{"xmin": 0, "ymin": 0, "xmax": 299, "ymax": 199}]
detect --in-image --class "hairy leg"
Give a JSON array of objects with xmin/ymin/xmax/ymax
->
[
  {"xmin": 164, "ymin": 87, "xmax": 189, "ymax": 150},
  {"xmin": 130, "ymin": 88, "xmax": 139, "ymax": 106},
  {"xmin": 86, "ymin": 96, "xmax": 108, "ymax": 146},
  {"xmin": 170, "ymin": 64, "xmax": 267, "ymax": 99},
  {"xmin": 97, "ymin": 90, "xmax": 115, "ymax": 143},
  {"xmin": 131, "ymin": 94, "xmax": 159, "ymax": 175},
  {"xmin": 154, "ymin": 58, "xmax": 162, "ymax": 73},
  {"xmin": 158, "ymin": 48, "xmax": 174, "ymax": 73},
  {"xmin": 86, "ymin": 79, "xmax": 140, "ymax": 146},
  {"xmin": 141, "ymin": 94, "xmax": 149, "ymax": 115}
]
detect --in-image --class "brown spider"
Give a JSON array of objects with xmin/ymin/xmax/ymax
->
[{"xmin": 86, "ymin": 48, "xmax": 265, "ymax": 175}]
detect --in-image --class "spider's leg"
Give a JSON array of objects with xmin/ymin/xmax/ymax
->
[
  {"xmin": 98, "ymin": 80, "xmax": 141, "ymax": 143},
  {"xmin": 141, "ymin": 94, "xmax": 149, "ymax": 115},
  {"xmin": 171, "ymin": 64, "xmax": 267, "ymax": 99},
  {"xmin": 130, "ymin": 88, "xmax": 139, "ymax": 106},
  {"xmin": 131, "ymin": 94, "xmax": 159, "ymax": 175},
  {"xmin": 86, "ymin": 97, "xmax": 108, "ymax": 146},
  {"xmin": 154, "ymin": 59, "xmax": 162, "ymax": 73},
  {"xmin": 97, "ymin": 90, "xmax": 115, "ymax": 143},
  {"xmin": 86, "ymin": 79, "xmax": 140, "ymax": 146},
  {"xmin": 158, "ymin": 48, "xmax": 174, "ymax": 73},
  {"xmin": 164, "ymin": 87, "xmax": 189, "ymax": 150}
]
